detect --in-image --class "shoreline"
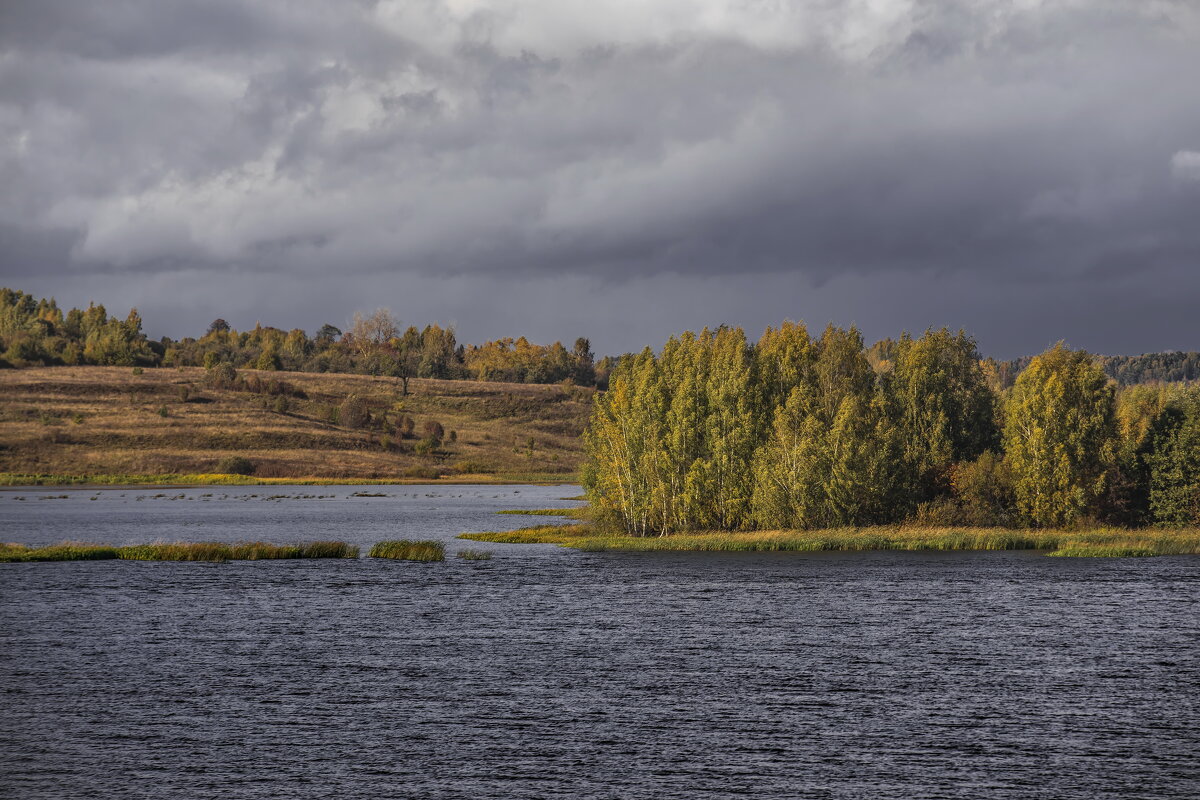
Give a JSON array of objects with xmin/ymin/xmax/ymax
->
[
  {"xmin": 460, "ymin": 520, "xmax": 1200, "ymax": 558},
  {"xmin": 0, "ymin": 472, "xmax": 581, "ymax": 489}
]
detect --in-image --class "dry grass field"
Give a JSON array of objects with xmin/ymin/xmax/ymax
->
[{"xmin": 0, "ymin": 366, "xmax": 592, "ymax": 484}]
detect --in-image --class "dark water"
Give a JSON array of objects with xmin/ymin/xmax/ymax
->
[{"xmin": 1, "ymin": 487, "xmax": 1198, "ymax": 799}]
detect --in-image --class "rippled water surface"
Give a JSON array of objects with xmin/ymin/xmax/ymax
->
[{"xmin": 2, "ymin": 486, "xmax": 1198, "ymax": 799}]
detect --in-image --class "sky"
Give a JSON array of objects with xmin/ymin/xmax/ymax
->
[{"xmin": 1, "ymin": 0, "xmax": 1198, "ymax": 359}]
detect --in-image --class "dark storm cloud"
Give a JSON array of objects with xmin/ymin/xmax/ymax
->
[{"xmin": 1, "ymin": 1, "xmax": 1199, "ymax": 355}]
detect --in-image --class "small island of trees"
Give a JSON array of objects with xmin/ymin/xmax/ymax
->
[{"xmin": 583, "ymin": 324, "xmax": 1200, "ymax": 535}]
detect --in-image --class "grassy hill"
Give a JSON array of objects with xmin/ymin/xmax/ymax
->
[{"xmin": 0, "ymin": 366, "xmax": 593, "ymax": 485}]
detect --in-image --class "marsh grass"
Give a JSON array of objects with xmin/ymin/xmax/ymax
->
[
  {"xmin": 0, "ymin": 542, "xmax": 119, "ymax": 561},
  {"xmin": 0, "ymin": 540, "xmax": 358, "ymax": 563},
  {"xmin": 495, "ymin": 507, "xmax": 589, "ymax": 519},
  {"xmin": 368, "ymin": 539, "xmax": 445, "ymax": 561},
  {"xmin": 459, "ymin": 524, "xmax": 1200, "ymax": 558},
  {"xmin": 459, "ymin": 524, "xmax": 594, "ymax": 544},
  {"xmin": 456, "ymin": 549, "xmax": 493, "ymax": 560},
  {"xmin": 1046, "ymin": 542, "xmax": 1158, "ymax": 558}
]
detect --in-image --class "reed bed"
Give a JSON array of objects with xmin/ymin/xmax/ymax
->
[
  {"xmin": 456, "ymin": 549, "xmax": 493, "ymax": 560},
  {"xmin": 1046, "ymin": 542, "xmax": 1158, "ymax": 558},
  {"xmin": 459, "ymin": 524, "xmax": 594, "ymax": 544},
  {"xmin": 459, "ymin": 524, "xmax": 1200, "ymax": 557},
  {"xmin": 495, "ymin": 507, "xmax": 589, "ymax": 519},
  {"xmin": 1, "ymin": 542, "xmax": 119, "ymax": 562},
  {"xmin": 0, "ymin": 540, "xmax": 359, "ymax": 563},
  {"xmin": 368, "ymin": 540, "xmax": 445, "ymax": 561}
]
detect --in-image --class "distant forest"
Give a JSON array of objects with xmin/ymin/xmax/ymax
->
[
  {"xmin": 1, "ymin": 287, "xmax": 1197, "ymax": 389},
  {"xmin": 585, "ymin": 325, "xmax": 1200, "ymax": 533},
  {"xmin": 0, "ymin": 289, "xmax": 608, "ymax": 389},
  {"xmin": 864, "ymin": 337, "xmax": 1200, "ymax": 388}
]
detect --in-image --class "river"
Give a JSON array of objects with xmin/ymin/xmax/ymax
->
[{"xmin": 1, "ymin": 485, "xmax": 1197, "ymax": 799}]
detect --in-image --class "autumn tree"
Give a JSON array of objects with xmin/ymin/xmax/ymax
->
[
  {"xmin": 582, "ymin": 350, "xmax": 666, "ymax": 535},
  {"xmin": 1003, "ymin": 344, "xmax": 1117, "ymax": 527},
  {"xmin": 751, "ymin": 324, "xmax": 895, "ymax": 528},
  {"xmin": 350, "ymin": 309, "xmax": 399, "ymax": 365},
  {"xmin": 888, "ymin": 328, "xmax": 997, "ymax": 504}
]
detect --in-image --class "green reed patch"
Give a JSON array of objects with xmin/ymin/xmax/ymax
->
[
  {"xmin": 1, "ymin": 542, "xmax": 119, "ymax": 562},
  {"xmin": 495, "ymin": 507, "xmax": 588, "ymax": 519},
  {"xmin": 459, "ymin": 524, "xmax": 593, "ymax": 544},
  {"xmin": 1, "ymin": 540, "xmax": 359, "ymax": 563},
  {"xmin": 456, "ymin": 549, "xmax": 493, "ymax": 560},
  {"xmin": 368, "ymin": 539, "xmax": 445, "ymax": 561},
  {"xmin": 1046, "ymin": 542, "xmax": 1159, "ymax": 558}
]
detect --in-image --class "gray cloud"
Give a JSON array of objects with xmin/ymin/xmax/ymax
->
[{"xmin": 1, "ymin": 1, "xmax": 1199, "ymax": 356}]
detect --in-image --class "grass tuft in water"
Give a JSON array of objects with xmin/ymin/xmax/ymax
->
[
  {"xmin": 369, "ymin": 540, "xmax": 445, "ymax": 561},
  {"xmin": 456, "ymin": 549, "xmax": 493, "ymax": 560}
]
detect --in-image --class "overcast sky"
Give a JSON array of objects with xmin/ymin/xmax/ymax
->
[{"xmin": 2, "ymin": 0, "xmax": 1198, "ymax": 358}]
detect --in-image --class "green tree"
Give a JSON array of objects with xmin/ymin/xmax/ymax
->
[
  {"xmin": 755, "ymin": 321, "xmax": 815, "ymax": 413},
  {"xmin": 751, "ymin": 385, "xmax": 827, "ymax": 529},
  {"xmin": 689, "ymin": 327, "xmax": 757, "ymax": 530},
  {"xmin": 1145, "ymin": 390, "xmax": 1200, "ymax": 525},
  {"xmin": 314, "ymin": 324, "xmax": 342, "ymax": 348},
  {"xmin": 824, "ymin": 392, "xmax": 901, "ymax": 526},
  {"xmin": 1003, "ymin": 344, "xmax": 1117, "ymax": 527},
  {"xmin": 582, "ymin": 350, "xmax": 665, "ymax": 535},
  {"xmin": 813, "ymin": 324, "xmax": 874, "ymax": 423},
  {"xmin": 256, "ymin": 346, "xmax": 281, "ymax": 371},
  {"xmin": 889, "ymin": 328, "xmax": 997, "ymax": 504}
]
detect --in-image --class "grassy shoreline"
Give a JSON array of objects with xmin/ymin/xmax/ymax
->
[
  {"xmin": 460, "ymin": 522, "xmax": 1200, "ymax": 557},
  {"xmin": 0, "ymin": 471, "xmax": 579, "ymax": 488}
]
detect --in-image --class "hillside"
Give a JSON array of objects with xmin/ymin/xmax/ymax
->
[{"xmin": 0, "ymin": 366, "xmax": 593, "ymax": 484}]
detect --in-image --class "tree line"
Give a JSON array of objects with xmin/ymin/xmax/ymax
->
[
  {"xmin": 997, "ymin": 351, "xmax": 1200, "ymax": 387},
  {"xmin": 0, "ymin": 289, "xmax": 609, "ymax": 388},
  {"xmin": 583, "ymin": 323, "xmax": 1200, "ymax": 534}
]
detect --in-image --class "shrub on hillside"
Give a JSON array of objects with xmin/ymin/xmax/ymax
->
[
  {"xmin": 216, "ymin": 455, "xmax": 256, "ymax": 475},
  {"xmin": 206, "ymin": 362, "xmax": 239, "ymax": 389},
  {"xmin": 423, "ymin": 420, "xmax": 445, "ymax": 443}
]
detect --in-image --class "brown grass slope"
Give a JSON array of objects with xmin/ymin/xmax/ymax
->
[{"xmin": 0, "ymin": 366, "xmax": 592, "ymax": 483}]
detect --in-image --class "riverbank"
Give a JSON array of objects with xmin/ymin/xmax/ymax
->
[
  {"xmin": 0, "ymin": 471, "xmax": 579, "ymax": 487},
  {"xmin": 460, "ymin": 521, "xmax": 1200, "ymax": 557}
]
